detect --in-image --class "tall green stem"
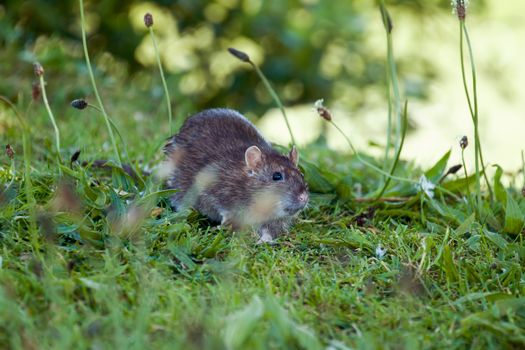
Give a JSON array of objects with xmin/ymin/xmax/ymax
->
[
  {"xmin": 329, "ymin": 120, "xmax": 414, "ymax": 185},
  {"xmin": 329, "ymin": 114, "xmax": 460, "ymax": 201},
  {"xmin": 375, "ymin": 100, "xmax": 408, "ymax": 199},
  {"xmin": 227, "ymin": 47, "xmax": 296, "ymax": 145},
  {"xmin": 462, "ymin": 24, "xmax": 492, "ymax": 200},
  {"xmin": 38, "ymin": 75, "xmax": 62, "ymax": 166},
  {"xmin": 79, "ymin": 0, "xmax": 122, "ymax": 166},
  {"xmin": 148, "ymin": 27, "xmax": 173, "ymax": 135},
  {"xmin": 386, "ymin": 34, "xmax": 402, "ymax": 148},
  {"xmin": 251, "ymin": 63, "xmax": 296, "ymax": 145},
  {"xmin": 459, "ymin": 21, "xmax": 480, "ymax": 213},
  {"xmin": 379, "ymin": 2, "xmax": 402, "ymax": 180},
  {"xmin": 459, "ymin": 21, "xmax": 493, "ymax": 209},
  {"xmin": 384, "ymin": 69, "xmax": 393, "ymax": 167},
  {"xmin": 461, "ymin": 148, "xmax": 471, "ymax": 199}
]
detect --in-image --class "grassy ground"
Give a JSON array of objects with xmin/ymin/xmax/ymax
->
[
  {"xmin": 1, "ymin": 4, "xmax": 525, "ymax": 350},
  {"xmin": 1, "ymin": 86, "xmax": 524, "ymax": 349}
]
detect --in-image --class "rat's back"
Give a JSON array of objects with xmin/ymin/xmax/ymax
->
[
  {"xmin": 163, "ymin": 108, "xmax": 271, "ymax": 213},
  {"xmin": 169, "ymin": 108, "xmax": 271, "ymax": 155}
]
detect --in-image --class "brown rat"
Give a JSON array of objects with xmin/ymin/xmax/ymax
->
[{"xmin": 163, "ymin": 108, "xmax": 309, "ymax": 242}]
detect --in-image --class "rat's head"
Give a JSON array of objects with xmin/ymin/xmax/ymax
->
[{"xmin": 244, "ymin": 145, "xmax": 309, "ymax": 220}]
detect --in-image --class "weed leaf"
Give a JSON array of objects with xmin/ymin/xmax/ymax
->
[
  {"xmin": 442, "ymin": 245, "xmax": 459, "ymax": 283},
  {"xmin": 493, "ymin": 165, "xmax": 507, "ymax": 204},
  {"xmin": 503, "ymin": 193, "xmax": 524, "ymax": 234},
  {"xmin": 455, "ymin": 213, "xmax": 475, "ymax": 236},
  {"xmin": 301, "ymin": 160, "xmax": 334, "ymax": 193},
  {"xmin": 425, "ymin": 150, "xmax": 450, "ymax": 183},
  {"xmin": 224, "ymin": 296, "xmax": 264, "ymax": 350}
]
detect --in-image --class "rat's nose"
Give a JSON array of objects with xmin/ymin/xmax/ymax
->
[{"xmin": 298, "ymin": 191, "xmax": 309, "ymax": 205}]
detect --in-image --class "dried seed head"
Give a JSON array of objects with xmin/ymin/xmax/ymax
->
[
  {"xmin": 447, "ymin": 164, "xmax": 462, "ymax": 175},
  {"xmin": 314, "ymin": 99, "xmax": 332, "ymax": 121},
  {"xmin": 33, "ymin": 62, "xmax": 44, "ymax": 77},
  {"xmin": 5, "ymin": 144, "xmax": 14, "ymax": 160},
  {"xmin": 70, "ymin": 149, "xmax": 81, "ymax": 164},
  {"xmin": 451, "ymin": 0, "xmax": 469, "ymax": 21},
  {"xmin": 460, "ymin": 136, "xmax": 468, "ymax": 149},
  {"xmin": 71, "ymin": 99, "xmax": 88, "ymax": 110},
  {"xmin": 32, "ymin": 81, "xmax": 41, "ymax": 101},
  {"xmin": 144, "ymin": 13, "xmax": 154, "ymax": 28},
  {"xmin": 379, "ymin": 5, "xmax": 393, "ymax": 34},
  {"xmin": 227, "ymin": 48, "xmax": 251, "ymax": 63},
  {"xmin": 439, "ymin": 164, "xmax": 463, "ymax": 183}
]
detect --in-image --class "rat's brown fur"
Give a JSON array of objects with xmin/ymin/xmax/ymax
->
[{"xmin": 164, "ymin": 108, "xmax": 308, "ymax": 241}]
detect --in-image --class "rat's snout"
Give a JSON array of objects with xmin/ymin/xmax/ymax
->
[
  {"xmin": 283, "ymin": 189, "xmax": 308, "ymax": 216},
  {"xmin": 298, "ymin": 191, "xmax": 309, "ymax": 206}
]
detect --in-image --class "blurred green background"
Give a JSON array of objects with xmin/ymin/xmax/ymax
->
[{"xmin": 1, "ymin": 0, "xmax": 523, "ymax": 170}]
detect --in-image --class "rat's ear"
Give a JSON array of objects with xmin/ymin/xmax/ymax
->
[
  {"xmin": 289, "ymin": 146, "xmax": 299, "ymax": 166},
  {"xmin": 245, "ymin": 145, "xmax": 262, "ymax": 170}
]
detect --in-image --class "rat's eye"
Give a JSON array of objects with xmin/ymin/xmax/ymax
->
[{"xmin": 272, "ymin": 172, "xmax": 284, "ymax": 181}]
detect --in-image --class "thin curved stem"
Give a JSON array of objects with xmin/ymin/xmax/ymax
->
[
  {"xmin": 148, "ymin": 27, "xmax": 173, "ymax": 135},
  {"xmin": 329, "ymin": 117, "xmax": 461, "ymax": 201},
  {"xmin": 375, "ymin": 100, "xmax": 408, "ymax": 199},
  {"xmin": 250, "ymin": 63, "xmax": 296, "ymax": 145},
  {"xmin": 329, "ymin": 120, "xmax": 415, "ymax": 185},
  {"xmin": 86, "ymin": 104, "xmax": 146, "ymax": 185},
  {"xmin": 39, "ymin": 75, "xmax": 62, "ymax": 167},
  {"xmin": 79, "ymin": 0, "xmax": 122, "ymax": 166},
  {"xmin": 461, "ymin": 148, "xmax": 471, "ymax": 199},
  {"xmin": 387, "ymin": 34, "xmax": 402, "ymax": 149},
  {"xmin": 462, "ymin": 24, "xmax": 493, "ymax": 200},
  {"xmin": 459, "ymin": 21, "xmax": 481, "ymax": 214}
]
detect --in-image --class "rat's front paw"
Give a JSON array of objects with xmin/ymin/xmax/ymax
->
[{"xmin": 256, "ymin": 230, "xmax": 274, "ymax": 244}]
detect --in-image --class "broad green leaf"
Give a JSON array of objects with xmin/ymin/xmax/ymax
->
[
  {"xmin": 503, "ymin": 193, "xmax": 524, "ymax": 234},
  {"xmin": 224, "ymin": 296, "xmax": 264, "ymax": 350},
  {"xmin": 442, "ymin": 171, "xmax": 481, "ymax": 192},
  {"xmin": 108, "ymin": 189, "xmax": 126, "ymax": 217},
  {"xmin": 455, "ymin": 213, "xmax": 475, "ymax": 236},
  {"xmin": 168, "ymin": 245, "xmax": 197, "ymax": 271},
  {"xmin": 442, "ymin": 245, "xmax": 459, "ymax": 283},
  {"xmin": 300, "ymin": 160, "xmax": 334, "ymax": 193},
  {"xmin": 335, "ymin": 175, "xmax": 353, "ymax": 200},
  {"xmin": 111, "ymin": 166, "xmax": 135, "ymax": 193},
  {"xmin": 294, "ymin": 325, "xmax": 323, "ymax": 350},
  {"xmin": 265, "ymin": 297, "xmax": 322, "ymax": 350},
  {"xmin": 425, "ymin": 150, "xmax": 451, "ymax": 183},
  {"xmin": 314, "ymin": 231, "xmax": 373, "ymax": 252},
  {"xmin": 465, "ymin": 234, "xmax": 481, "ymax": 250},
  {"xmin": 483, "ymin": 229, "xmax": 508, "ymax": 249},
  {"xmin": 308, "ymin": 193, "xmax": 337, "ymax": 208},
  {"xmin": 136, "ymin": 189, "xmax": 178, "ymax": 207},
  {"xmin": 452, "ymin": 292, "xmax": 513, "ymax": 306},
  {"xmin": 492, "ymin": 165, "xmax": 507, "ymax": 205}
]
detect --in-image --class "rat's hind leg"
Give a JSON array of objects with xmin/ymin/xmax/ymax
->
[{"xmin": 193, "ymin": 196, "xmax": 223, "ymax": 223}]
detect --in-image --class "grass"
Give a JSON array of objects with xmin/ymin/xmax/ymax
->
[{"xmin": 1, "ymin": 2, "xmax": 525, "ymax": 350}]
